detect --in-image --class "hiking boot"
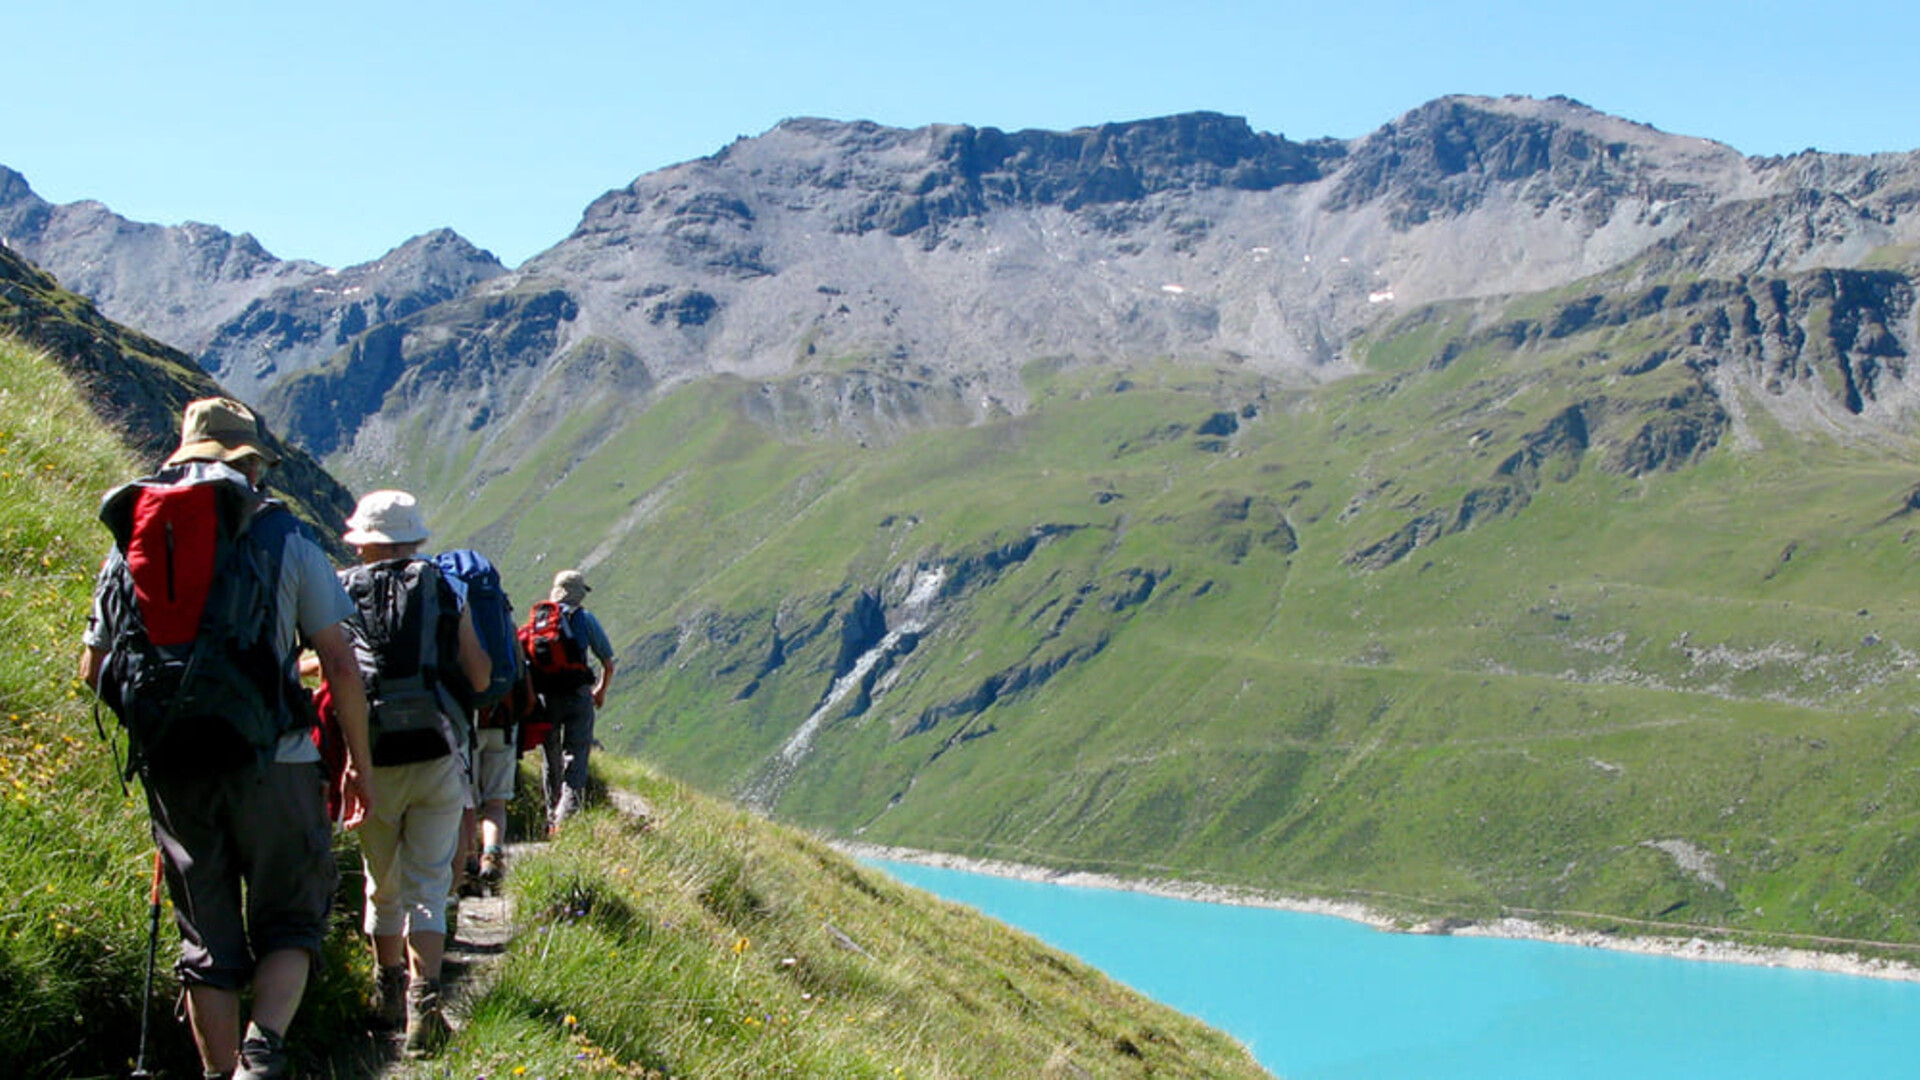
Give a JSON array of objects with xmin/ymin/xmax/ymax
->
[
  {"xmin": 404, "ymin": 977, "xmax": 452, "ymax": 1058},
  {"xmin": 234, "ymin": 1021, "xmax": 288, "ymax": 1078},
  {"xmin": 457, "ymin": 856, "xmax": 485, "ymax": 898},
  {"xmin": 372, "ymin": 963, "xmax": 409, "ymax": 1029},
  {"xmin": 478, "ymin": 848, "xmax": 505, "ymax": 891}
]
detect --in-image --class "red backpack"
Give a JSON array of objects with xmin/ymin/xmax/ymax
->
[
  {"xmin": 94, "ymin": 462, "xmax": 306, "ymax": 778},
  {"xmin": 520, "ymin": 599, "xmax": 594, "ymax": 694}
]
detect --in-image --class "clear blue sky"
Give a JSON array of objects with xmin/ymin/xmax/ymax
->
[{"xmin": 7, "ymin": 0, "xmax": 1913, "ymax": 270}]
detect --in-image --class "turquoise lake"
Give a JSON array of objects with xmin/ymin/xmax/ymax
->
[{"xmin": 870, "ymin": 860, "xmax": 1920, "ymax": 1079}]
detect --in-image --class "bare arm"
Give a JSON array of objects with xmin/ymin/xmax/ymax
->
[
  {"xmin": 456, "ymin": 606, "xmax": 492, "ymax": 696},
  {"xmin": 311, "ymin": 620, "xmax": 375, "ymax": 809},
  {"xmin": 592, "ymin": 655, "xmax": 616, "ymax": 709}
]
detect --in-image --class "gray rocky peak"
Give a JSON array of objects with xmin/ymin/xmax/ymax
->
[{"xmin": 9, "ymin": 96, "xmax": 1920, "ymax": 473}]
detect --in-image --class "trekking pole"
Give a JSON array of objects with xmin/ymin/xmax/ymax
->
[{"xmin": 131, "ymin": 848, "xmax": 162, "ymax": 1079}]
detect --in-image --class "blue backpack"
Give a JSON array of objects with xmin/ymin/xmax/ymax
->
[{"xmin": 433, "ymin": 549, "xmax": 523, "ymax": 709}]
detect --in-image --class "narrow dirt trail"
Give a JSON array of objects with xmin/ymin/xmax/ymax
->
[
  {"xmin": 352, "ymin": 789, "xmax": 653, "ymax": 1076},
  {"xmin": 439, "ymin": 839, "xmax": 538, "ymax": 999},
  {"xmin": 325, "ymin": 837, "xmax": 542, "ymax": 1078}
]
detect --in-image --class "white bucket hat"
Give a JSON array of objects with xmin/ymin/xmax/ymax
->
[{"xmin": 343, "ymin": 490, "xmax": 431, "ymax": 546}]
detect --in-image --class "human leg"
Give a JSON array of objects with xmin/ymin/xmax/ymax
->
[
  {"xmin": 145, "ymin": 770, "xmax": 254, "ymax": 1071},
  {"xmin": 399, "ymin": 756, "xmax": 464, "ymax": 1056},
  {"xmin": 247, "ymin": 948, "xmax": 310, "ymax": 1041},
  {"xmin": 184, "ymin": 985, "xmax": 242, "ymax": 1074},
  {"xmin": 360, "ymin": 755, "xmax": 463, "ymax": 1050},
  {"xmin": 360, "ymin": 761, "xmax": 412, "ymax": 1024},
  {"xmin": 359, "ymin": 765, "xmax": 408, "ymax": 939},
  {"xmin": 384, "ymin": 756, "xmax": 464, "ymax": 972},
  {"xmin": 473, "ymin": 726, "xmax": 514, "ymax": 884},
  {"xmin": 236, "ymin": 762, "xmax": 336, "ymax": 1047},
  {"xmin": 478, "ymin": 797, "xmax": 508, "ymax": 885},
  {"xmin": 539, "ymin": 720, "xmax": 564, "ymax": 820},
  {"xmin": 551, "ymin": 690, "xmax": 596, "ymax": 825},
  {"xmin": 480, "ymin": 798, "xmax": 508, "ymax": 848}
]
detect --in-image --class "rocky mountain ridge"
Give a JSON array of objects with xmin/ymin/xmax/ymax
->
[
  {"xmin": 0, "ymin": 167, "xmax": 506, "ymax": 404},
  {"xmin": 0, "ymin": 242, "xmax": 356, "ymax": 552},
  {"xmin": 301, "ymin": 94, "xmax": 1920, "ymax": 473},
  {"xmin": 8, "ymin": 96, "xmax": 1920, "ymax": 479}
]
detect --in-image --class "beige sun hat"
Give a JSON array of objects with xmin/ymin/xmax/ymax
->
[
  {"xmin": 342, "ymin": 490, "xmax": 431, "ymax": 546},
  {"xmin": 551, "ymin": 568, "xmax": 590, "ymax": 604},
  {"xmin": 164, "ymin": 397, "xmax": 282, "ymax": 467}
]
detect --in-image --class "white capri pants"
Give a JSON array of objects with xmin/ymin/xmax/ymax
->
[{"xmin": 360, "ymin": 752, "xmax": 465, "ymax": 937}]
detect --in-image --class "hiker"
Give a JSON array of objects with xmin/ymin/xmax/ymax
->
[
  {"xmin": 527, "ymin": 568, "xmax": 616, "ymax": 829},
  {"xmin": 79, "ymin": 397, "xmax": 374, "ymax": 1079},
  {"xmin": 466, "ymin": 665, "xmax": 534, "ymax": 888},
  {"xmin": 432, "ymin": 549, "xmax": 527, "ymax": 894},
  {"xmin": 336, "ymin": 490, "xmax": 490, "ymax": 1057},
  {"xmin": 445, "ymin": 672, "xmax": 535, "ymax": 895}
]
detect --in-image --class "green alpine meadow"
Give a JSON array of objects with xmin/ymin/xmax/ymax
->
[{"xmin": 374, "ymin": 257, "xmax": 1920, "ymax": 956}]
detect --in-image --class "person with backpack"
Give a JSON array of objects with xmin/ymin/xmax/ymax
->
[
  {"xmin": 431, "ymin": 549, "xmax": 525, "ymax": 891},
  {"xmin": 462, "ymin": 677, "xmax": 528, "ymax": 889},
  {"xmin": 525, "ymin": 568, "xmax": 616, "ymax": 830},
  {"xmin": 79, "ymin": 397, "xmax": 373, "ymax": 1080},
  {"xmin": 335, "ymin": 491, "xmax": 490, "ymax": 1057}
]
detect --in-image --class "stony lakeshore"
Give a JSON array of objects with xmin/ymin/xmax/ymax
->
[{"xmin": 843, "ymin": 843, "xmax": 1920, "ymax": 984}]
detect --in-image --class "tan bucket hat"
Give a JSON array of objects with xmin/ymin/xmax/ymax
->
[
  {"xmin": 342, "ymin": 490, "xmax": 431, "ymax": 546},
  {"xmin": 551, "ymin": 568, "xmax": 590, "ymax": 604},
  {"xmin": 164, "ymin": 397, "xmax": 282, "ymax": 467}
]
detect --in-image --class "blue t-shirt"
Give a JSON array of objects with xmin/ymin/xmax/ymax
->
[{"xmin": 562, "ymin": 605, "xmax": 615, "ymax": 666}]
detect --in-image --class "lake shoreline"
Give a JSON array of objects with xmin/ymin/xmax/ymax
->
[{"xmin": 842, "ymin": 842, "xmax": 1920, "ymax": 984}]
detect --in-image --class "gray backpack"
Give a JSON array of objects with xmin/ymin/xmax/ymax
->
[{"xmin": 340, "ymin": 557, "xmax": 465, "ymax": 762}]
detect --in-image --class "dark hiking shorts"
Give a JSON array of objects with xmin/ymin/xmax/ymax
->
[{"xmin": 145, "ymin": 760, "xmax": 337, "ymax": 990}]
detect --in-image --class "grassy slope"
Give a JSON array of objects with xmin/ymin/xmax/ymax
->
[
  {"xmin": 0, "ymin": 330, "xmax": 161, "ymax": 1075},
  {"xmin": 400, "ymin": 272, "xmax": 1920, "ymax": 957},
  {"xmin": 0, "ymin": 331, "xmax": 1268, "ymax": 1078},
  {"xmin": 445, "ymin": 757, "xmax": 1268, "ymax": 1078}
]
